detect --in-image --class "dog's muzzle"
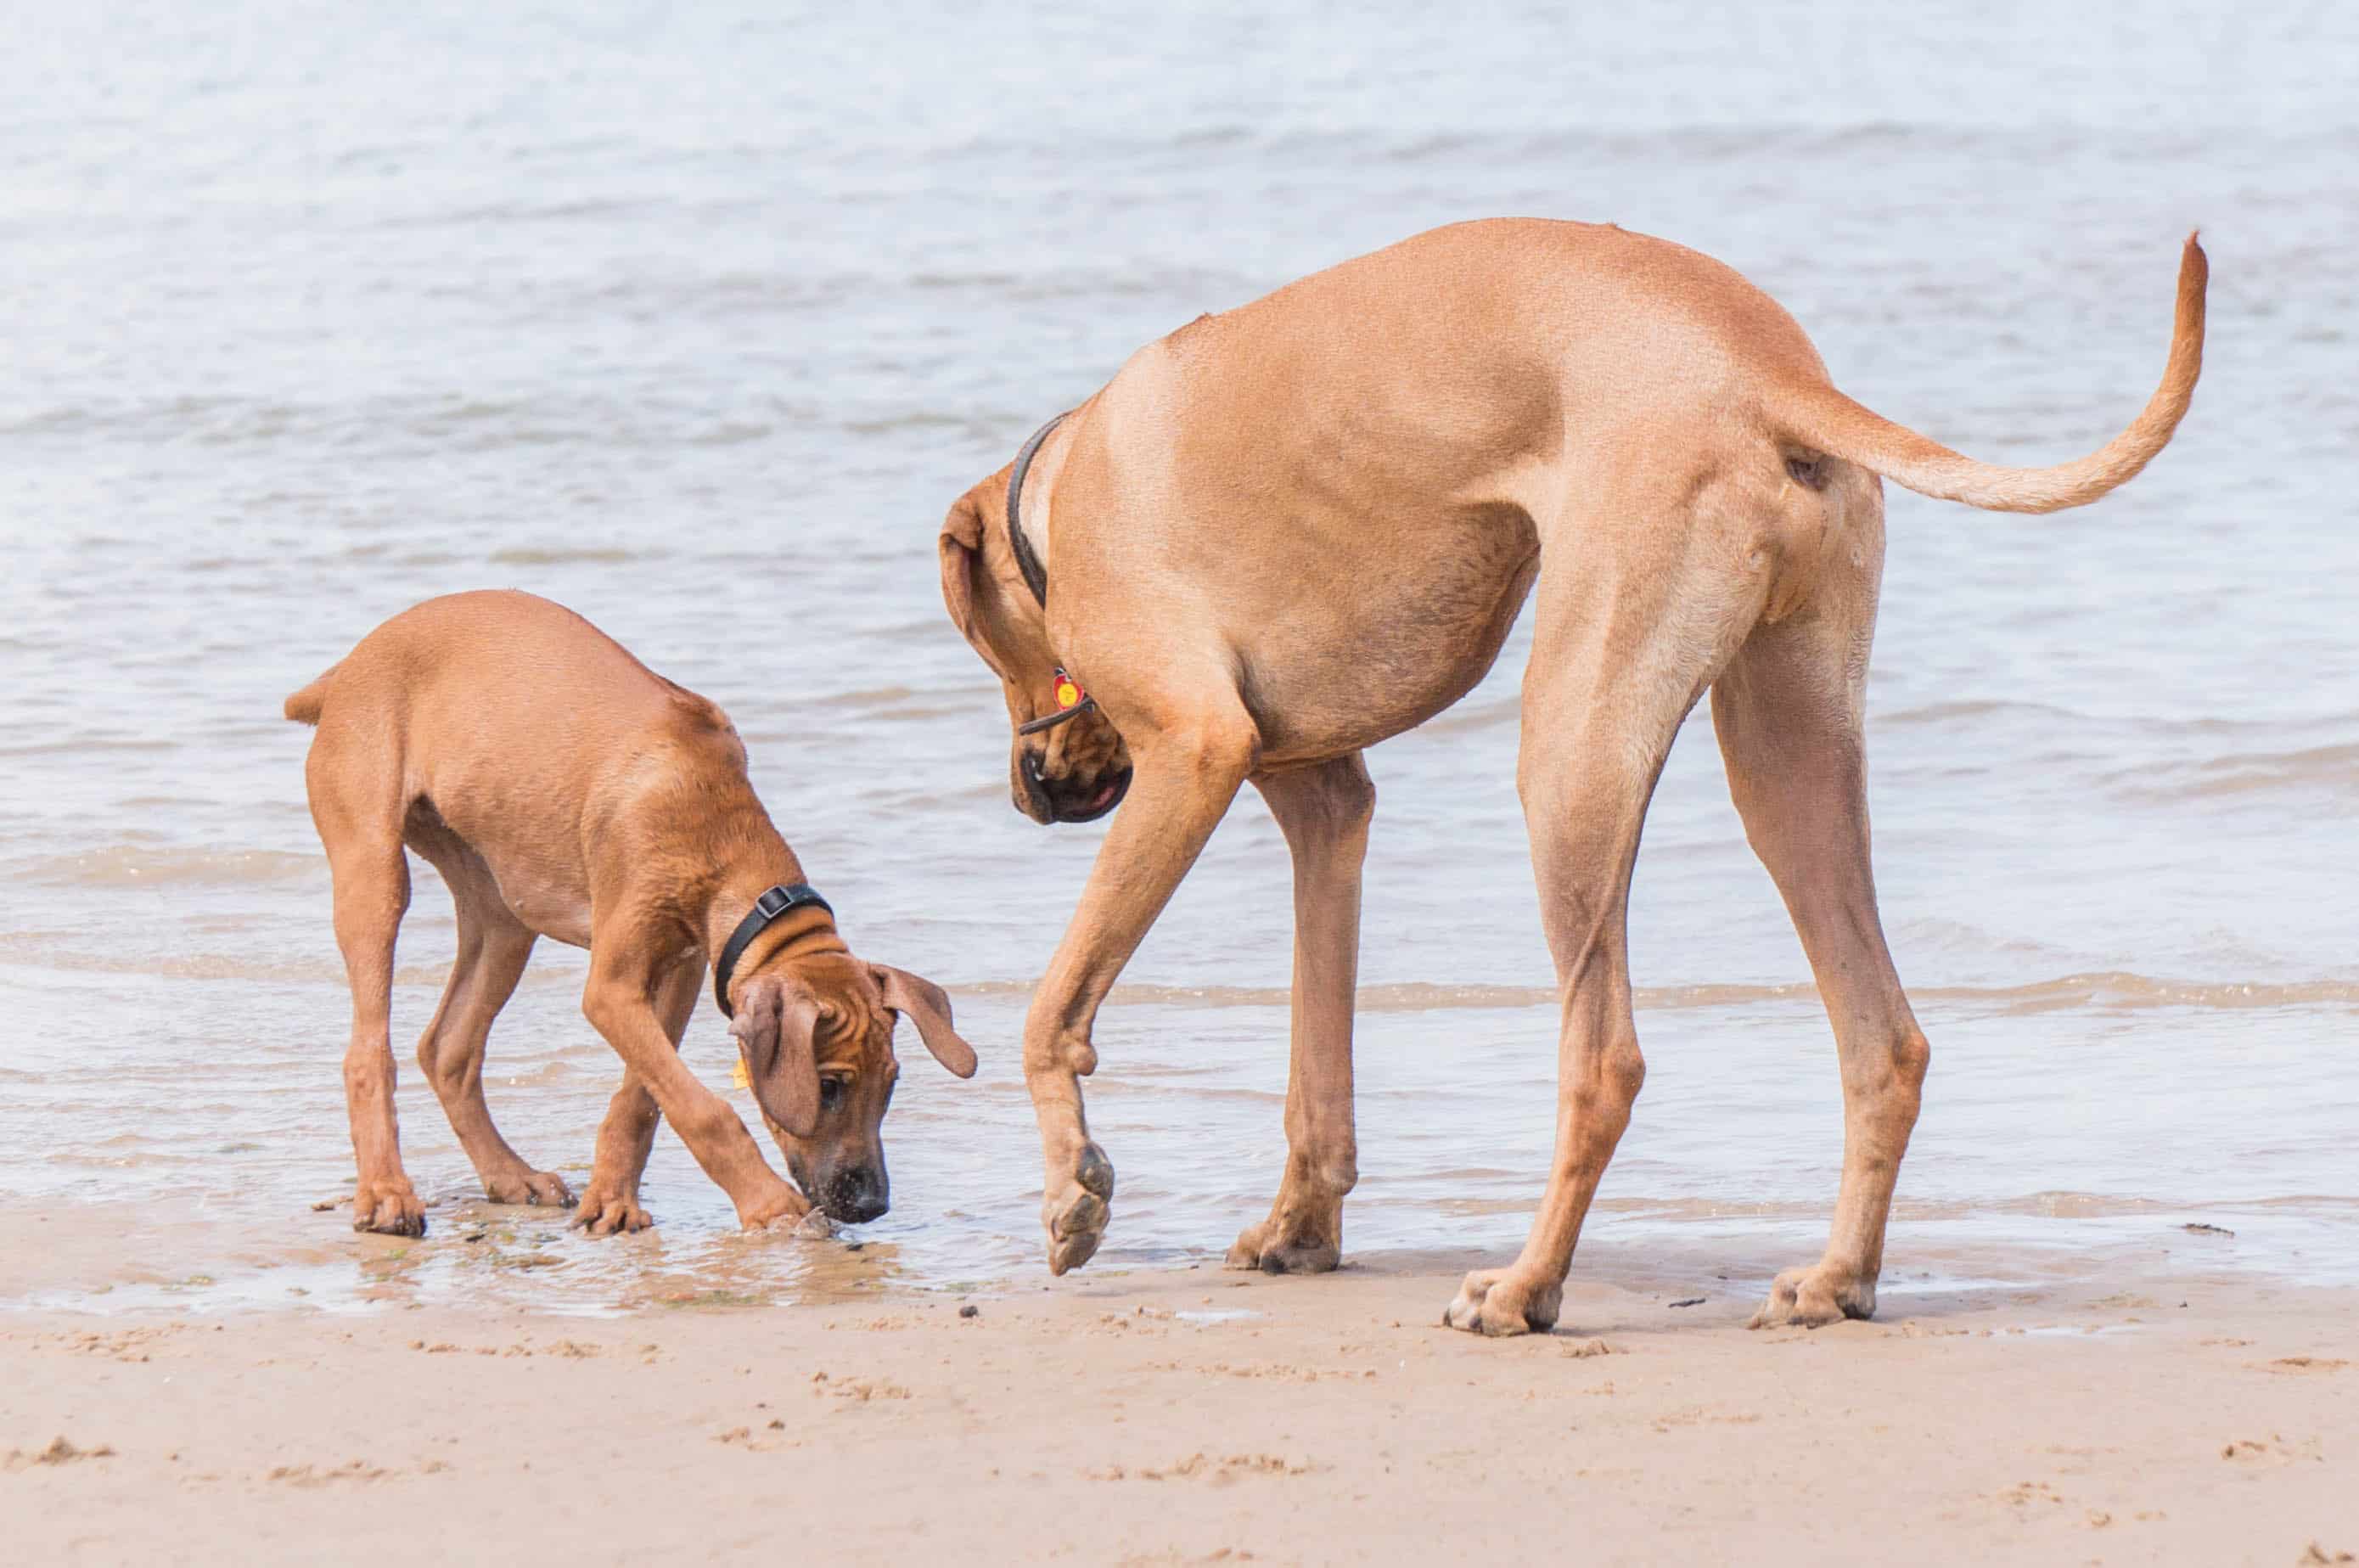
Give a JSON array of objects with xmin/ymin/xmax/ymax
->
[
  {"xmin": 814, "ymin": 1163, "xmax": 889, "ymax": 1226},
  {"xmin": 1019, "ymin": 750, "xmax": 1132, "ymax": 824}
]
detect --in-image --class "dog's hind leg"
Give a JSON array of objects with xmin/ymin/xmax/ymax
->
[
  {"xmin": 1445, "ymin": 494, "xmax": 1767, "ymax": 1335},
  {"xmin": 1227, "ymin": 753, "xmax": 1373, "ymax": 1275},
  {"xmin": 407, "ymin": 846, "xmax": 571, "ymax": 1209},
  {"xmin": 575, "ymin": 959, "xmax": 699, "ymax": 1236},
  {"xmin": 1711, "ymin": 540, "xmax": 1929, "ymax": 1329}
]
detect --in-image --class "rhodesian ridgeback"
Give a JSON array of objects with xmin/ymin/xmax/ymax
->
[
  {"xmin": 936, "ymin": 218, "xmax": 2205, "ymax": 1335},
  {"xmin": 286, "ymin": 589, "xmax": 977, "ymax": 1238}
]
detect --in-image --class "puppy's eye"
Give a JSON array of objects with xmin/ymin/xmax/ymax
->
[{"xmin": 818, "ymin": 1077, "xmax": 849, "ymax": 1112}]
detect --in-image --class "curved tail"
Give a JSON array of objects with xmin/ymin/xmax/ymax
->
[
  {"xmin": 1774, "ymin": 233, "xmax": 2207, "ymax": 514},
  {"xmin": 283, "ymin": 666, "xmax": 336, "ymax": 725}
]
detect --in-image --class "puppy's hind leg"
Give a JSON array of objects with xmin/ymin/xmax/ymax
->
[
  {"xmin": 323, "ymin": 829, "xmax": 425, "ymax": 1237},
  {"xmin": 1712, "ymin": 569, "xmax": 1929, "ymax": 1329},
  {"xmin": 1227, "ymin": 753, "xmax": 1373, "ymax": 1275}
]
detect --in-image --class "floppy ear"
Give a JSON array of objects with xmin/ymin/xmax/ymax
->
[
  {"xmin": 938, "ymin": 492, "xmax": 985, "ymax": 641},
  {"xmin": 729, "ymin": 975, "xmax": 823, "ymax": 1137},
  {"xmin": 872, "ymin": 964, "xmax": 979, "ymax": 1079}
]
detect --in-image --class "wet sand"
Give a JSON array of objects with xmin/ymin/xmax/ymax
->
[{"xmin": 8, "ymin": 1250, "xmax": 2354, "ymax": 1565}]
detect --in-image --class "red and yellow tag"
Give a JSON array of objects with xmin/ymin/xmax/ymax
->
[{"xmin": 1053, "ymin": 670, "xmax": 1085, "ymax": 711}]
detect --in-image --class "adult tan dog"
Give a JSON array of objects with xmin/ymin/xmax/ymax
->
[
  {"xmin": 937, "ymin": 218, "xmax": 2205, "ymax": 1335},
  {"xmin": 286, "ymin": 590, "xmax": 977, "ymax": 1238}
]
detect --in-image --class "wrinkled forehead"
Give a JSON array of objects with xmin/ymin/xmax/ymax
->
[{"xmin": 803, "ymin": 963, "xmax": 896, "ymax": 1059}]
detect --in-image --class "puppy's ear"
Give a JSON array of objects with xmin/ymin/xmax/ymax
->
[
  {"xmin": 938, "ymin": 492, "xmax": 986, "ymax": 641},
  {"xmin": 729, "ymin": 975, "xmax": 823, "ymax": 1137},
  {"xmin": 872, "ymin": 965, "xmax": 979, "ymax": 1080}
]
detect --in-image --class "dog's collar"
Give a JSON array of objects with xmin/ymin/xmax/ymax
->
[
  {"xmin": 1005, "ymin": 413, "xmax": 1065, "ymax": 608},
  {"xmin": 713, "ymin": 883, "xmax": 832, "ymax": 1019},
  {"xmin": 1005, "ymin": 414, "xmax": 1098, "ymax": 735}
]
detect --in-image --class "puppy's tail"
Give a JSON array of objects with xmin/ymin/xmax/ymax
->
[
  {"xmin": 283, "ymin": 666, "xmax": 337, "ymax": 725},
  {"xmin": 1772, "ymin": 233, "xmax": 2206, "ymax": 513}
]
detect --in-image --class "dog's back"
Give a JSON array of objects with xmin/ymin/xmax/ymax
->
[{"xmin": 285, "ymin": 591, "xmax": 758, "ymax": 930}]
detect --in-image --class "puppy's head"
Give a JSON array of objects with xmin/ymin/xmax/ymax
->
[
  {"xmin": 727, "ymin": 958, "xmax": 977, "ymax": 1224},
  {"xmin": 937, "ymin": 474, "xmax": 1133, "ymax": 825}
]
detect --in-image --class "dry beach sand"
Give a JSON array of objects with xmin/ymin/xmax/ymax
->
[{"xmin": 7, "ymin": 1213, "xmax": 2355, "ymax": 1565}]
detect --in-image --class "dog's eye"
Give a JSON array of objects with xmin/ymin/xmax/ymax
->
[{"xmin": 818, "ymin": 1077, "xmax": 849, "ymax": 1112}]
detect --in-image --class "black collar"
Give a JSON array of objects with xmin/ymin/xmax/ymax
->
[
  {"xmin": 712, "ymin": 882, "xmax": 832, "ymax": 1018},
  {"xmin": 1005, "ymin": 413, "xmax": 1065, "ymax": 608}
]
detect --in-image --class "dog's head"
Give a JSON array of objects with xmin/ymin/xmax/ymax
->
[
  {"xmin": 937, "ymin": 473, "xmax": 1133, "ymax": 824},
  {"xmin": 727, "ymin": 957, "xmax": 977, "ymax": 1224}
]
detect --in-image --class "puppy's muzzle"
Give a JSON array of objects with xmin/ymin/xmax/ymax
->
[
  {"xmin": 1019, "ymin": 750, "xmax": 1132, "ymax": 824},
  {"xmin": 816, "ymin": 1163, "xmax": 889, "ymax": 1226}
]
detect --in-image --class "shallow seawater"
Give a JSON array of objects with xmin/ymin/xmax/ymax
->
[{"xmin": 3, "ymin": 3, "xmax": 2355, "ymax": 1316}]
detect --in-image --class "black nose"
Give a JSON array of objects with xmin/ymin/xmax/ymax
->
[{"xmin": 823, "ymin": 1166, "xmax": 888, "ymax": 1225}]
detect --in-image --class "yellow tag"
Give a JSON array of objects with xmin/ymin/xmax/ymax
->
[
  {"xmin": 1054, "ymin": 676, "xmax": 1082, "ymax": 710},
  {"xmin": 732, "ymin": 1054, "xmax": 751, "ymax": 1090}
]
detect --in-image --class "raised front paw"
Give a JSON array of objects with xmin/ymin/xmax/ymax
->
[
  {"xmin": 351, "ymin": 1177, "xmax": 428, "ymax": 1238},
  {"xmin": 1749, "ymin": 1262, "xmax": 1877, "ymax": 1329},
  {"xmin": 1042, "ymin": 1141, "xmax": 1115, "ymax": 1277},
  {"xmin": 485, "ymin": 1168, "xmax": 576, "ymax": 1209},
  {"xmin": 1226, "ymin": 1203, "xmax": 1342, "ymax": 1276},
  {"xmin": 570, "ymin": 1189, "xmax": 654, "ymax": 1237},
  {"xmin": 1442, "ymin": 1267, "xmax": 1562, "ymax": 1337}
]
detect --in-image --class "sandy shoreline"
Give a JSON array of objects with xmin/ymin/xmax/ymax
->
[{"xmin": 7, "ymin": 1246, "xmax": 2354, "ymax": 1565}]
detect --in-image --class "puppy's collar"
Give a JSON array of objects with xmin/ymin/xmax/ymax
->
[
  {"xmin": 1005, "ymin": 412, "xmax": 1065, "ymax": 608},
  {"xmin": 713, "ymin": 883, "xmax": 832, "ymax": 1019}
]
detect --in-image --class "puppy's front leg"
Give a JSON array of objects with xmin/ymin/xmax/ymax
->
[
  {"xmin": 581, "ymin": 954, "xmax": 808, "ymax": 1233},
  {"xmin": 575, "ymin": 961, "xmax": 703, "ymax": 1236},
  {"xmin": 575, "ymin": 1073, "xmax": 660, "ymax": 1236}
]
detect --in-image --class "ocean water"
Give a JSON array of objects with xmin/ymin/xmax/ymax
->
[{"xmin": 3, "ymin": 2, "xmax": 2354, "ymax": 1316}]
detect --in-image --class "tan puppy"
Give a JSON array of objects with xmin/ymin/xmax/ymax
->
[
  {"xmin": 286, "ymin": 590, "xmax": 977, "ymax": 1238},
  {"xmin": 937, "ymin": 218, "xmax": 2205, "ymax": 1335}
]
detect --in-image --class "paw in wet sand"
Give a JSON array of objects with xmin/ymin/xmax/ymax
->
[
  {"xmin": 570, "ymin": 1189, "xmax": 653, "ymax": 1237},
  {"xmin": 1042, "ymin": 1141, "xmax": 1115, "ymax": 1275},
  {"xmin": 737, "ymin": 1183, "xmax": 822, "ymax": 1234},
  {"xmin": 1442, "ymin": 1267, "xmax": 1562, "ymax": 1337},
  {"xmin": 1225, "ymin": 1201, "xmax": 1342, "ymax": 1275},
  {"xmin": 1750, "ymin": 1263, "xmax": 1876, "ymax": 1329},
  {"xmin": 484, "ymin": 1169, "xmax": 576, "ymax": 1209},
  {"xmin": 351, "ymin": 1177, "xmax": 427, "ymax": 1237}
]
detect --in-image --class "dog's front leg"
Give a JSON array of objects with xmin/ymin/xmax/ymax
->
[
  {"xmin": 1227, "ymin": 754, "xmax": 1373, "ymax": 1274},
  {"xmin": 1028, "ymin": 714, "xmax": 1259, "ymax": 1274},
  {"xmin": 581, "ymin": 951, "xmax": 810, "ymax": 1233},
  {"xmin": 575, "ymin": 960, "xmax": 702, "ymax": 1236}
]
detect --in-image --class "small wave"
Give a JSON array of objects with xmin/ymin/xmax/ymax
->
[
  {"xmin": 0, "ymin": 933, "xmax": 582, "ymax": 991},
  {"xmin": 8, "ymin": 846, "xmax": 321, "ymax": 888},
  {"xmin": 5, "ymin": 930, "xmax": 2351, "ymax": 1015},
  {"xmin": 2109, "ymin": 742, "xmax": 2359, "ymax": 803},
  {"xmin": 951, "ymin": 971, "xmax": 2359, "ymax": 1013},
  {"xmin": 486, "ymin": 547, "xmax": 637, "ymax": 566}
]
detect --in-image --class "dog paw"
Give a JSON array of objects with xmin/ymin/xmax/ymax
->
[
  {"xmin": 351, "ymin": 1177, "xmax": 428, "ymax": 1238},
  {"xmin": 570, "ymin": 1190, "xmax": 653, "ymax": 1237},
  {"xmin": 738, "ymin": 1184, "xmax": 821, "ymax": 1234},
  {"xmin": 1226, "ymin": 1209, "xmax": 1342, "ymax": 1276},
  {"xmin": 1042, "ymin": 1141, "xmax": 1115, "ymax": 1276},
  {"xmin": 1749, "ymin": 1263, "xmax": 1876, "ymax": 1329},
  {"xmin": 761, "ymin": 1207, "xmax": 833, "ymax": 1240},
  {"xmin": 485, "ymin": 1169, "xmax": 576, "ymax": 1209},
  {"xmin": 1442, "ymin": 1267, "xmax": 1561, "ymax": 1337}
]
